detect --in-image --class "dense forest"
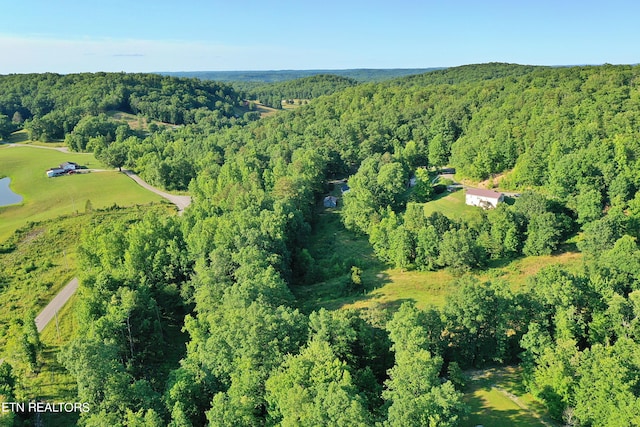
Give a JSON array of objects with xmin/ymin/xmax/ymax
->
[{"xmin": 3, "ymin": 63, "xmax": 640, "ymax": 426}]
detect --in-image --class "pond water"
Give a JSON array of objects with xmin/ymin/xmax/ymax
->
[{"xmin": 0, "ymin": 177, "xmax": 22, "ymax": 206}]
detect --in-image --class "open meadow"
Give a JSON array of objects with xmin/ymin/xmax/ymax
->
[{"xmin": 0, "ymin": 143, "xmax": 165, "ymax": 241}]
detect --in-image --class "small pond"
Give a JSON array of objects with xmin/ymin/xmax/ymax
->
[{"xmin": 0, "ymin": 177, "xmax": 23, "ymax": 206}]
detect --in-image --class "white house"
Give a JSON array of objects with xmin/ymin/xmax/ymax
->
[
  {"xmin": 465, "ymin": 188, "xmax": 504, "ymax": 209},
  {"xmin": 60, "ymin": 162, "xmax": 78, "ymax": 171}
]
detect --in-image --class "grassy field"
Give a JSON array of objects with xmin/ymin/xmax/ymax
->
[
  {"xmin": 0, "ymin": 144, "xmax": 166, "ymax": 241},
  {"xmin": 463, "ymin": 366, "xmax": 559, "ymax": 427},
  {"xmin": 5, "ymin": 129, "xmax": 66, "ymax": 147}
]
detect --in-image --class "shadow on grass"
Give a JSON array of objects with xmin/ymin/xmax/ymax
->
[
  {"xmin": 464, "ymin": 391, "xmax": 546, "ymax": 427},
  {"xmin": 292, "ymin": 269, "xmax": 400, "ymax": 313},
  {"xmin": 7, "ymin": 131, "xmax": 29, "ymax": 143}
]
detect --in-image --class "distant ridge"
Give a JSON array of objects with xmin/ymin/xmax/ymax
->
[{"xmin": 160, "ymin": 68, "xmax": 443, "ymax": 83}]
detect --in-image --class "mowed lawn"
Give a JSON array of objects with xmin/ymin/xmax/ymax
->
[{"xmin": 0, "ymin": 145, "xmax": 164, "ymax": 241}]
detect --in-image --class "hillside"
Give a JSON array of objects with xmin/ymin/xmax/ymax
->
[
  {"xmin": 3, "ymin": 63, "xmax": 640, "ymax": 426},
  {"xmin": 244, "ymin": 74, "xmax": 359, "ymax": 108},
  {"xmin": 0, "ymin": 72, "xmax": 243, "ymax": 140}
]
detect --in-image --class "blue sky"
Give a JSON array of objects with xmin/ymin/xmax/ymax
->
[{"xmin": 1, "ymin": 0, "xmax": 638, "ymax": 73}]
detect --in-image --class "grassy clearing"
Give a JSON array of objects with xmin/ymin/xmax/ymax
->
[
  {"xmin": 106, "ymin": 110, "xmax": 181, "ymax": 131},
  {"xmin": 281, "ymin": 99, "xmax": 309, "ymax": 110},
  {"xmin": 463, "ymin": 366, "xmax": 558, "ymax": 427},
  {"xmin": 0, "ymin": 144, "xmax": 166, "ymax": 240},
  {"xmin": 422, "ymin": 189, "xmax": 483, "ymax": 221},
  {"xmin": 5, "ymin": 129, "xmax": 66, "ymax": 147},
  {"xmin": 295, "ymin": 204, "xmax": 583, "ymax": 313}
]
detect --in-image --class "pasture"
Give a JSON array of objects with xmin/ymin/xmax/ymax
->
[{"xmin": 0, "ymin": 144, "xmax": 165, "ymax": 241}]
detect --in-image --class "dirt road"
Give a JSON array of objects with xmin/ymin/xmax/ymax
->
[
  {"xmin": 2, "ymin": 142, "xmax": 71, "ymax": 153},
  {"xmin": 34, "ymin": 277, "xmax": 79, "ymax": 333},
  {"xmin": 123, "ymin": 170, "xmax": 192, "ymax": 212}
]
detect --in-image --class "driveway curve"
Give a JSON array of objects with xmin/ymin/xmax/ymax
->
[{"xmin": 123, "ymin": 170, "xmax": 192, "ymax": 212}]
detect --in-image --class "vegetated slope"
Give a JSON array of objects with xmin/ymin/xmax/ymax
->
[
  {"xmin": 7, "ymin": 63, "xmax": 640, "ymax": 426},
  {"xmin": 244, "ymin": 74, "xmax": 359, "ymax": 108}
]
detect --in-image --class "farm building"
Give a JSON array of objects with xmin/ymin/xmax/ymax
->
[
  {"xmin": 465, "ymin": 188, "xmax": 504, "ymax": 209},
  {"xmin": 46, "ymin": 168, "xmax": 65, "ymax": 178},
  {"xmin": 323, "ymin": 196, "xmax": 338, "ymax": 208}
]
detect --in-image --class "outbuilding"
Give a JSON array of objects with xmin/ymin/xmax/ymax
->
[
  {"xmin": 323, "ymin": 196, "xmax": 338, "ymax": 208},
  {"xmin": 465, "ymin": 188, "xmax": 504, "ymax": 209},
  {"xmin": 46, "ymin": 168, "xmax": 65, "ymax": 178}
]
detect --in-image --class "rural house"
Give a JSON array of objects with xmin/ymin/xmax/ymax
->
[
  {"xmin": 465, "ymin": 188, "xmax": 504, "ymax": 209},
  {"xmin": 60, "ymin": 162, "xmax": 79, "ymax": 171}
]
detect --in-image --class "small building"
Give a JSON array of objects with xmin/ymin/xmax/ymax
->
[
  {"xmin": 60, "ymin": 162, "xmax": 78, "ymax": 171},
  {"xmin": 323, "ymin": 196, "xmax": 338, "ymax": 208},
  {"xmin": 465, "ymin": 188, "xmax": 504, "ymax": 209},
  {"xmin": 46, "ymin": 168, "xmax": 65, "ymax": 178}
]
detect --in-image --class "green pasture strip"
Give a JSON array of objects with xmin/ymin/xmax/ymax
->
[{"xmin": 20, "ymin": 294, "xmax": 79, "ymax": 403}]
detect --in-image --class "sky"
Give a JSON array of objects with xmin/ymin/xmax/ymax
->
[{"xmin": 1, "ymin": 0, "xmax": 639, "ymax": 74}]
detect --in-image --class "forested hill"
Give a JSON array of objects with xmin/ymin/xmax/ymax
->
[
  {"xmin": 392, "ymin": 62, "xmax": 545, "ymax": 86},
  {"xmin": 244, "ymin": 74, "xmax": 359, "ymax": 108},
  {"xmin": 0, "ymin": 72, "xmax": 242, "ymax": 140}
]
